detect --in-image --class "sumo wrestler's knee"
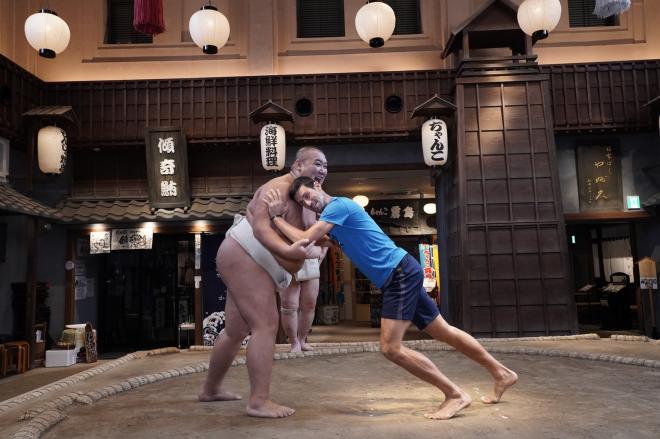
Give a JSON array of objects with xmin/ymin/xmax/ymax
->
[{"xmin": 280, "ymin": 307, "xmax": 299, "ymax": 316}]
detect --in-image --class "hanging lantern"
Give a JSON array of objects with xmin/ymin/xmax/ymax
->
[
  {"xmin": 421, "ymin": 118, "xmax": 448, "ymax": 167},
  {"xmin": 517, "ymin": 0, "xmax": 562, "ymax": 42},
  {"xmin": 189, "ymin": 4, "xmax": 230, "ymax": 54},
  {"xmin": 24, "ymin": 9, "xmax": 71, "ymax": 58},
  {"xmin": 353, "ymin": 195, "xmax": 369, "ymax": 208},
  {"xmin": 133, "ymin": 0, "xmax": 166, "ymax": 36},
  {"xmin": 260, "ymin": 123, "xmax": 285, "ymax": 171},
  {"xmin": 423, "ymin": 203, "xmax": 436, "ymax": 215},
  {"xmin": 38, "ymin": 126, "xmax": 67, "ymax": 174},
  {"xmin": 355, "ymin": 1, "xmax": 396, "ymax": 48},
  {"xmin": 593, "ymin": 0, "xmax": 631, "ymax": 19}
]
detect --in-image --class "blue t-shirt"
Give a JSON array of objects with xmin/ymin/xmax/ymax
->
[{"xmin": 320, "ymin": 197, "xmax": 406, "ymax": 288}]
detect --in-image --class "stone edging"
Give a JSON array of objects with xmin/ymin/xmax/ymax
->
[
  {"xmin": 1, "ymin": 346, "xmax": 180, "ymax": 415},
  {"xmin": 7, "ymin": 335, "xmax": 660, "ymax": 439},
  {"xmin": 0, "ymin": 353, "xmax": 139, "ymax": 415},
  {"xmin": 608, "ymin": 334, "xmax": 651, "ymax": 342},
  {"xmin": 9, "ymin": 362, "xmax": 213, "ymax": 439}
]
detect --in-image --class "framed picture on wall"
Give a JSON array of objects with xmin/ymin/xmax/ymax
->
[{"xmin": 0, "ymin": 222, "xmax": 6, "ymax": 263}]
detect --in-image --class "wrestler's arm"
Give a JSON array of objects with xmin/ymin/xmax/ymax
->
[{"xmin": 251, "ymin": 184, "xmax": 316, "ymax": 260}]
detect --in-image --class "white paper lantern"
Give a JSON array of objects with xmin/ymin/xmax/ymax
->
[
  {"xmin": 421, "ymin": 118, "xmax": 448, "ymax": 167},
  {"xmin": 355, "ymin": 1, "xmax": 396, "ymax": 48},
  {"xmin": 38, "ymin": 126, "xmax": 67, "ymax": 174},
  {"xmin": 24, "ymin": 9, "xmax": 70, "ymax": 58},
  {"xmin": 260, "ymin": 123, "xmax": 285, "ymax": 171},
  {"xmin": 423, "ymin": 203, "xmax": 436, "ymax": 215},
  {"xmin": 189, "ymin": 5, "xmax": 230, "ymax": 54},
  {"xmin": 517, "ymin": 0, "xmax": 562, "ymax": 41},
  {"xmin": 353, "ymin": 195, "xmax": 369, "ymax": 208}
]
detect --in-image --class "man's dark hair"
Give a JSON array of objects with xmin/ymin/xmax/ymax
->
[{"xmin": 289, "ymin": 176, "xmax": 315, "ymax": 200}]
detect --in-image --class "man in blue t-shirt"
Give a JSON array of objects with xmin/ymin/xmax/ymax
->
[{"xmin": 263, "ymin": 176, "xmax": 518, "ymax": 420}]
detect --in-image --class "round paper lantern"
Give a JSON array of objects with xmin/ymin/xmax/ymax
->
[
  {"xmin": 189, "ymin": 5, "xmax": 230, "ymax": 54},
  {"xmin": 423, "ymin": 203, "xmax": 436, "ymax": 215},
  {"xmin": 38, "ymin": 126, "xmax": 68, "ymax": 174},
  {"xmin": 353, "ymin": 195, "xmax": 369, "ymax": 208},
  {"xmin": 355, "ymin": 1, "xmax": 396, "ymax": 48},
  {"xmin": 260, "ymin": 123, "xmax": 285, "ymax": 171},
  {"xmin": 24, "ymin": 9, "xmax": 71, "ymax": 58},
  {"xmin": 517, "ymin": 0, "xmax": 562, "ymax": 41},
  {"xmin": 421, "ymin": 118, "xmax": 448, "ymax": 167}
]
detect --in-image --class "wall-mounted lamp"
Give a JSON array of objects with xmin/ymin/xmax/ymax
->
[
  {"xmin": 250, "ymin": 100, "xmax": 294, "ymax": 172},
  {"xmin": 353, "ymin": 195, "xmax": 369, "ymax": 208},
  {"xmin": 423, "ymin": 203, "xmax": 436, "ymax": 215},
  {"xmin": 37, "ymin": 126, "xmax": 67, "ymax": 174}
]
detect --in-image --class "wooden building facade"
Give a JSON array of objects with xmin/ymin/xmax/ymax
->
[{"xmin": 2, "ymin": 0, "xmax": 660, "ymax": 352}]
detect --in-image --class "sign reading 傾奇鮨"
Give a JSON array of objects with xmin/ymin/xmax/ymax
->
[{"xmin": 145, "ymin": 127, "xmax": 191, "ymax": 209}]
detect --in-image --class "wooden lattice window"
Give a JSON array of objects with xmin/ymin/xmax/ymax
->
[
  {"xmin": 382, "ymin": 0, "xmax": 421, "ymax": 35},
  {"xmin": 568, "ymin": 0, "xmax": 619, "ymax": 27},
  {"xmin": 297, "ymin": 0, "xmax": 345, "ymax": 38},
  {"xmin": 106, "ymin": 0, "xmax": 153, "ymax": 44}
]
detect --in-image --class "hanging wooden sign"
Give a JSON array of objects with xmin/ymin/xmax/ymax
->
[
  {"xmin": 577, "ymin": 144, "xmax": 623, "ymax": 211},
  {"xmin": 145, "ymin": 126, "xmax": 191, "ymax": 209}
]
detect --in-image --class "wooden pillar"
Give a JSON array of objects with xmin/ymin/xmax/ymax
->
[
  {"xmin": 194, "ymin": 233, "xmax": 203, "ymax": 346},
  {"xmin": 25, "ymin": 216, "xmax": 38, "ymax": 368},
  {"xmin": 26, "ymin": 124, "xmax": 35, "ymax": 194},
  {"xmin": 434, "ymin": 169, "xmax": 452, "ymax": 324},
  {"xmin": 64, "ymin": 231, "xmax": 76, "ymax": 324}
]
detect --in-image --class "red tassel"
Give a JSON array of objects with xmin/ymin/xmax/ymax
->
[{"xmin": 133, "ymin": 0, "xmax": 166, "ymax": 36}]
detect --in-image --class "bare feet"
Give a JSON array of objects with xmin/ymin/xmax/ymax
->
[
  {"xmin": 481, "ymin": 369, "xmax": 518, "ymax": 404},
  {"xmin": 198, "ymin": 389, "xmax": 242, "ymax": 402},
  {"xmin": 424, "ymin": 392, "xmax": 472, "ymax": 420},
  {"xmin": 290, "ymin": 341, "xmax": 302, "ymax": 353},
  {"xmin": 247, "ymin": 400, "xmax": 295, "ymax": 418},
  {"xmin": 300, "ymin": 342, "xmax": 314, "ymax": 351}
]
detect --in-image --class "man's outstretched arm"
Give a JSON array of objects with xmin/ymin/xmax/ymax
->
[
  {"xmin": 263, "ymin": 188, "xmax": 334, "ymax": 245},
  {"xmin": 271, "ymin": 216, "xmax": 334, "ymax": 245}
]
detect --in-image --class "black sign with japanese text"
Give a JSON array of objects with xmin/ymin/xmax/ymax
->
[
  {"xmin": 366, "ymin": 199, "xmax": 422, "ymax": 229},
  {"xmin": 145, "ymin": 126, "xmax": 191, "ymax": 209},
  {"xmin": 577, "ymin": 144, "xmax": 622, "ymax": 211}
]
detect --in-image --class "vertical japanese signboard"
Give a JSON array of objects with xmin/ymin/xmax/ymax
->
[
  {"xmin": 577, "ymin": 145, "xmax": 622, "ymax": 211},
  {"xmin": 145, "ymin": 127, "xmax": 191, "ymax": 209},
  {"xmin": 418, "ymin": 243, "xmax": 440, "ymax": 293}
]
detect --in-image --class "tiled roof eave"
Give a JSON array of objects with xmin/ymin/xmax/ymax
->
[
  {"xmin": 0, "ymin": 183, "xmax": 60, "ymax": 219},
  {"xmin": 56, "ymin": 197, "xmax": 249, "ymax": 224}
]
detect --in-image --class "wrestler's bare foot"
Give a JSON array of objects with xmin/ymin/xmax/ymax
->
[
  {"xmin": 247, "ymin": 400, "xmax": 296, "ymax": 418},
  {"xmin": 481, "ymin": 369, "xmax": 518, "ymax": 404},
  {"xmin": 300, "ymin": 342, "xmax": 314, "ymax": 351},
  {"xmin": 198, "ymin": 389, "xmax": 242, "ymax": 402},
  {"xmin": 424, "ymin": 392, "xmax": 472, "ymax": 420},
  {"xmin": 290, "ymin": 341, "xmax": 302, "ymax": 353}
]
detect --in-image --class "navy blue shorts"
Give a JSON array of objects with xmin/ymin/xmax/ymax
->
[{"xmin": 380, "ymin": 254, "xmax": 440, "ymax": 330}]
